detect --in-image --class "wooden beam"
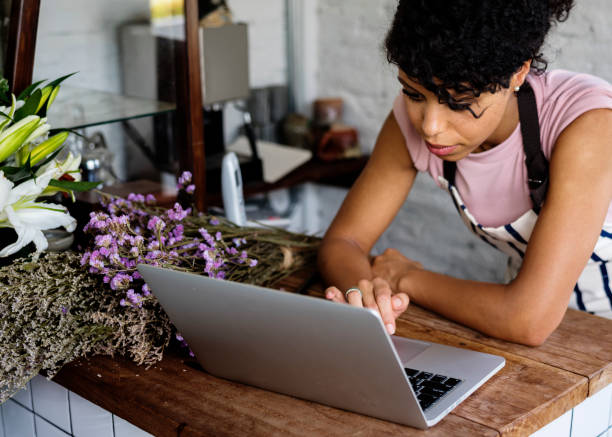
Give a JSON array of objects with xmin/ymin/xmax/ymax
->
[
  {"xmin": 178, "ymin": 0, "xmax": 206, "ymax": 212},
  {"xmin": 4, "ymin": 0, "xmax": 40, "ymax": 95}
]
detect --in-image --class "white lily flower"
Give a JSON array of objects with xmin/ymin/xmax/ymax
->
[
  {"xmin": 37, "ymin": 152, "xmax": 82, "ymax": 199},
  {"xmin": 36, "ymin": 152, "xmax": 82, "ymax": 181},
  {"xmin": 0, "ymin": 171, "xmax": 76, "ymax": 257}
]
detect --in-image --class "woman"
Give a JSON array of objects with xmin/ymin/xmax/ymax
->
[{"xmin": 318, "ymin": 0, "xmax": 612, "ymax": 346}]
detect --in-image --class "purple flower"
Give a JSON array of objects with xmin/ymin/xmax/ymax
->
[
  {"xmin": 110, "ymin": 273, "xmax": 132, "ymax": 290},
  {"xmin": 61, "ymin": 306, "xmax": 67, "ymax": 315},
  {"xmin": 145, "ymin": 194, "xmax": 156, "ymax": 204},
  {"xmin": 167, "ymin": 203, "xmax": 189, "ymax": 221},
  {"xmin": 249, "ymin": 259, "xmax": 258, "ymax": 267},
  {"xmin": 178, "ymin": 171, "xmax": 192, "ymax": 186},
  {"xmin": 215, "ymin": 231, "xmax": 222, "ymax": 241},
  {"xmin": 186, "ymin": 184, "xmax": 195, "ymax": 194},
  {"xmin": 147, "ymin": 216, "xmax": 166, "ymax": 232},
  {"xmin": 127, "ymin": 193, "xmax": 146, "ymax": 203},
  {"xmin": 209, "ymin": 218, "xmax": 219, "ymax": 226},
  {"xmin": 142, "ymin": 283, "xmax": 151, "ymax": 296},
  {"xmin": 88, "ymin": 251, "xmax": 105, "ymax": 270},
  {"xmin": 94, "ymin": 234, "xmax": 113, "ymax": 248}
]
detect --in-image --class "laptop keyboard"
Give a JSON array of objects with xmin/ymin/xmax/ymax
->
[{"xmin": 404, "ymin": 368, "xmax": 462, "ymax": 411}]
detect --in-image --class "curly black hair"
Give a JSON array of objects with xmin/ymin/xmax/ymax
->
[{"xmin": 385, "ymin": 0, "xmax": 574, "ymax": 107}]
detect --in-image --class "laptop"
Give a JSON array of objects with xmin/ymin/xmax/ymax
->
[{"xmin": 138, "ymin": 264, "xmax": 504, "ymax": 429}]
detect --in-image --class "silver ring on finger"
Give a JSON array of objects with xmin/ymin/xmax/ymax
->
[{"xmin": 345, "ymin": 287, "xmax": 363, "ymax": 300}]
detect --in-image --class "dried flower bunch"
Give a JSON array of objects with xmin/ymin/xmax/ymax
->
[
  {"xmin": 0, "ymin": 250, "xmax": 174, "ymax": 405},
  {"xmin": 0, "ymin": 172, "xmax": 319, "ymax": 403},
  {"xmin": 81, "ymin": 172, "xmax": 319, "ymax": 309}
]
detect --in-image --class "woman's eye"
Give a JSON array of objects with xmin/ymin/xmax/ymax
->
[{"xmin": 401, "ymin": 89, "xmax": 424, "ymax": 101}]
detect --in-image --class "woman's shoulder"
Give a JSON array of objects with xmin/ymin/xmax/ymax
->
[
  {"xmin": 528, "ymin": 69, "xmax": 612, "ymax": 107},
  {"xmin": 527, "ymin": 69, "xmax": 612, "ymax": 159}
]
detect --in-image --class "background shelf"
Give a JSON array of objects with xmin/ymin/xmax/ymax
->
[{"xmin": 47, "ymin": 86, "xmax": 176, "ymax": 130}]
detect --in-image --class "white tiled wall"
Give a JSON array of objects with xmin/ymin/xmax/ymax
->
[
  {"xmin": 531, "ymin": 409, "xmax": 572, "ymax": 437},
  {"xmin": 1, "ymin": 400, "xmax": 35, "ymax": 437},
  {"xmin": 11, "ymin": 381, "xmax": 33, "ymax": 410},
  {"xmin": 31, "ymin": 376, "xmax": 71, "ymax": 434},
  {"xmin": 2, "ymin": 378, "xmax": 152, "ymax": 437},
  {"xmin": 0, "ymin": 404, "xmax": 4, "ymax": 437},
  {"xmin": 34, "ymin": 417, "xmax": 70, "ymax": 437},
  {"xmin": 571, "ymin": 384, "xmax": 612, "ymax": 437},
  {"xmin": 68, "ymin": 392, "xmax": 114, "ymax": 437},
  {"xmin": 530, "ymin": 383, "xmax": 612, "ymax": 437}
]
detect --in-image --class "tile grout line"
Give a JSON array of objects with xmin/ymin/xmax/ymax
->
[
  {"xmin": 33, "ymin": 412, "xmax": 73, "ymax": 437},
  {"xmin": 68, "ymin": 390, "xmax": 75, "ymax": 437}
]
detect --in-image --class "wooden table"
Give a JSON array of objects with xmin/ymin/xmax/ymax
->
[{"xmin": 53, "ymin": 272, "xmax": 612, "ymax": 436}]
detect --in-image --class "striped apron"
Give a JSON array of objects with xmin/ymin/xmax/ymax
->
[
  {"xmin": 440, "ymin": 82, "xmax": 612, "ymax": 319},
  {"xmin": 438, "ymin": 175, "xmax": 612, "ymax": 319}
]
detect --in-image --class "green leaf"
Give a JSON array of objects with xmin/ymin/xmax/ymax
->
[
  {"xmin": 0, "ymin": 165, "xmax": 21, "ymax": 175},
  {"xmin": 47, "ymin": 72, "xmax": 77, "ymax": 88},
  {"xmin": 0, "ymin": 166, "xmax": 31, "ymax": 183},
  {"xmin": 13, "ymin": 89, "xmax": 42, "ymax": 122},
  {"xmin": 16, "ymin": 79, "xmax": 46, "ymax": 101},
  {"xmin": 48, "ymin": 179, "xmax": 99, "ymax": 192}
]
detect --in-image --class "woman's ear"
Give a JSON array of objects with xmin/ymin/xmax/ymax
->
[{"xmin": 512, "ymin": 60, "xmax": 533, "ymax": 89}]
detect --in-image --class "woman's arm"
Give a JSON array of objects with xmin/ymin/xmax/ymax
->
[
  {"xmin": 318, "ymin": 110, "xmax": 418, "ymax": 332},
  {"xmin": 375, "ymin": 108, "xmax": 612, "ymax": 345}
]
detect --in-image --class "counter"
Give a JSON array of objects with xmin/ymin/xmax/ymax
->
[{"xmin": 50, "ymin": 272, "xmax": 612, "ymax": 436}]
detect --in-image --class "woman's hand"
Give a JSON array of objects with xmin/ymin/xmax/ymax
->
[
  {"xmin": 371, "ymin": 248, "xmax": 423, "ymax": 290},
  {"xmin": 325, "ymin": 277, "xmax": 410, "ymax": 335}
]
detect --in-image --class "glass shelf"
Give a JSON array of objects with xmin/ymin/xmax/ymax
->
[{"xmin": 46, "ymin": 85, "xmax": 176, "ymax": 130}]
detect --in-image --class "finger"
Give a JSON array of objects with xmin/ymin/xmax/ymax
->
[
  {"xmin": 346, "ymin": 281, "xmax": 369, "ymax": 308},
  {"xmin": 391, "ymin": 292, "xmax": 410, "ymax": 318},
  {"xmin": 372, "ymin": 278, "xmax": 395, "ymax": 334},
  {"xmin": 359, "ymin": 279, "xmax": 377, "ymax": 311},
  {"xmin": 325, "ymin": 286, "xmax": 345, "ymax": 303}
]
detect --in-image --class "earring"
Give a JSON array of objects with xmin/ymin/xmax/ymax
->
[{"xmin": 514, "ymin": 86, "xmax": 521, "ymax": 92}]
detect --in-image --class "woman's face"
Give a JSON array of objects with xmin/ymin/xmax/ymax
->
[{"xmin": 398, "ymin": 70, "xmax": 519, "ymax": 161}]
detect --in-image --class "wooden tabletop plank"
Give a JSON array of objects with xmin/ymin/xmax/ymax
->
[
  {"xmin": 400, "ymin": 305, "xmax": 612, "ymax": 395},
  {"xmin": 54, "ymin": 350, "xmax": 499, "ymax": 437}
]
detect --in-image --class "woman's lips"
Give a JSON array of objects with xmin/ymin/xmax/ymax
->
[{"xmin": 426, "ymin": 141, "xmax": 459, "ymax": 156}]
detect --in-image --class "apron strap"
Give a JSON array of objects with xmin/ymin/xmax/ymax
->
[
  {"xmin": 517, "ymin": 81, "xmax": 549, "ymax": 212},
  {"xmin": 442, "ymin": 81, "xmax": 549, "ymax": 212}
]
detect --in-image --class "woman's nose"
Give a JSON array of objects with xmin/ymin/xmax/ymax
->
[{"xmin": 420, "ymin": 102, "xmax": 446, "ymax": 139}]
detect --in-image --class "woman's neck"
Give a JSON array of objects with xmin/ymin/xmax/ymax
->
[{"xmin": 473, "ymin": 92, "xmax": 520, "ymax": 153}]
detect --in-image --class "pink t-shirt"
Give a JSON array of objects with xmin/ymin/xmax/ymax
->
[{"xmin": 393, "ymin": 69, "xmax": 612, "ymax": 227}]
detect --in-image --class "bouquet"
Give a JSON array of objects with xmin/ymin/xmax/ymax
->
[
  {"xmin": 0, "ymin": 172, "xmax": 320, "ymax": 404},
  {"xmin": 0, "ymin": 75, "xmax": 97, "ymax": 258}
]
